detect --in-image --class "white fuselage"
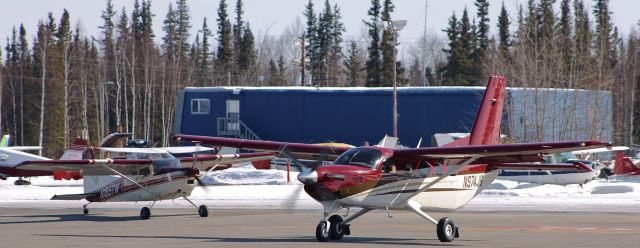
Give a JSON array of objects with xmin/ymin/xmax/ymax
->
[
  {"xmin": 84, "ymin": 171, "xmax": 196, "ymax": 202},
  {"xmin": 330, "ymin": 171, "xmax": 499, "ymax": 212}
]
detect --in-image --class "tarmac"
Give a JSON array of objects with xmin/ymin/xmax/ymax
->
[{"xmin": 1, "ymin": 207, "xmax": 639, "ymax": 248}]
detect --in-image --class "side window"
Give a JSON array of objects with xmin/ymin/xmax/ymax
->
[
  {"xmin": 191, "ymin": 99, "xmax": 210, "ymax": 115},
  {"xmin": 381, "ymin": 158, "xmax": 395, "ymax": 173}
]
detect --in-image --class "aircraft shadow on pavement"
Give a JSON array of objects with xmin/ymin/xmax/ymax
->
[
  {"xmin": 40, "ymin": 234, "xmax": 467, "ymax": 246},
  {"xmin": 0, "ymin": 213, "xmax": 196, "ymax": 225}
]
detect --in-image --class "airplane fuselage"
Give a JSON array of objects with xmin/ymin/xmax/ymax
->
[{"xmin": 85, "ymin": 171, "xmax": 196, "ymax": 202}]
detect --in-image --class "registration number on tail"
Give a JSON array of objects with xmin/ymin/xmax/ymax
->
[{"xmin": 463, "ymin": 175, "xmax": 484, "ymax": 189}]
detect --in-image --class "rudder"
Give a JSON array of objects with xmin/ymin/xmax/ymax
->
[{"xmin": 468, "ymin": 75, "xmax": 507, "ymax": 145}]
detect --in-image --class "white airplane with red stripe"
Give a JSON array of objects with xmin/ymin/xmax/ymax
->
[{"xmin": 14, "ymin": 143, "xmax": 275, "ymax": 219}]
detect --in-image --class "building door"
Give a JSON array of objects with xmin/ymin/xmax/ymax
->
[{"xmin": 226, "ymin": 100, "xmax": 240, "ymax": 131}]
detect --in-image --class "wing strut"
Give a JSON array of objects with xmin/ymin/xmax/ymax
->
[{"xmin": 97, "ymin": 161, "xmax": 158, "ymax": 197}]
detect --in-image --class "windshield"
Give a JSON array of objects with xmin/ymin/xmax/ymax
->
[
  {"xmin": 543, "ymin": 152, "xmax": 578, "ymax": 163},
  {"xmin": 334, "ymin": 148, "xmax": 382, "ymax": 169}
]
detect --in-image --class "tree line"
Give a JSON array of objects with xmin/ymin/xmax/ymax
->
[{"xmin": 0, "ymin": 0, "xmax": 639, "ymax": 157}]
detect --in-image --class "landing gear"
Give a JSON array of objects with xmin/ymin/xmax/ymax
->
[
  {"xmin": 328, "ymin": 215, "xmax": 346, "ymax": 240},
  {"xmin": 315, "ymin": 220, "xmax": 330, "ymax": 242},
  {"xmin": 184, "ymin": 196, "xmax": 208, "ymax": 217},
  {"xmin": 14, "ymin": 177, "xmax": 31, "ymax": 185},
  {"xmin": 198, "ymin": 205, "xmax": 209, "ymax": 217},
  {"xmin": 406, "ymin": 200, "xmax": 460, "ymax": 242},
  {"xmin": 436, "ymin": 217, "xmax": 458, "ymax": 242},
  {"xmin": 82, "ymin": 203, "xmax": 91, "ymax": 215},
  {"xmin": 140, "ymin": 207, "xmax": 151, "ymax": 220}
]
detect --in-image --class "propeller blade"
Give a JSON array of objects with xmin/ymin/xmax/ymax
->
[{"xmin": 281, "ymin": 184, "xmax": 304, "ymax": 214}]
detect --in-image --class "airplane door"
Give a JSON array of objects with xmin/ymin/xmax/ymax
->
[{"xmin": 226, "ymin": 100, "xmax": 240, "ymax": 131}]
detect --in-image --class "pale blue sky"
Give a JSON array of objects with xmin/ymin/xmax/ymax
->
[{"xmin": 2, "ymin": 0, "xmax": 639, "ymax": 50}]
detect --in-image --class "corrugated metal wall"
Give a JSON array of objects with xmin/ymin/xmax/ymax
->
[{"xmin": 175, "ymin": 87, "xmax": 612, "ymax": 147}]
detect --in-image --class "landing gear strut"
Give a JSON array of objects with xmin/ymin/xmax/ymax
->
[
  {"xmin": 406, "ymin": 200, "xmax": 460, "ymax": 242},
  {"xmin": 184, "ymin": 196, "xmax": 208, "ymax": 217}
]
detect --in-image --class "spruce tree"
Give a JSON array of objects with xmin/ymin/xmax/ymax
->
[
  {"xmin": 343, "ymin": 41, "xmax": 363, "ymax": 87},
  {"xmin": 474, "ymin": 0, "xmax": 490, "ymax": 54},
  {"xmin": 233, "ymin": 0, "xmax": 244, "ymax": 68},
  {"xmin": 199, "ymin": 18, "xmax": 212, "ymax": 84},
  {"xmin": 239, "ymin": 23, "xmax": 256, "ymax": 72},
  {"xmin": 364, "ymin": 0, "xmax": 382, "ymax": 87},
  {"xmin": 497, "ymin": 3, "xmax": 511, "ymax": 59},
  {"xmin": 216, "ymin": 0, "xmax": 233, "ymax": 77},
  {"xmin": 303, "ymin": 0, "xmax": 318, "ymax": 85},
  {"xmin": 380, "ymin": 0, "xmax": 395, "ymax": 87}
]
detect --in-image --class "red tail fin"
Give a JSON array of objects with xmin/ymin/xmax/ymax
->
[
  {"xmin": 614, "ymin": 151, "xmax": 640, "ymax": 175},
  {"xmin": 468, "ymin": 75, "xmax": 507, "ymax": 145}
]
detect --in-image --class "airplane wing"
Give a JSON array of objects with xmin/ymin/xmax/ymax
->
[
  {"xmin": 174, "ymin": 135, "xmax": 350, "ymax": 161},
  {"xmin": 157, "ymin": 146, "xmax": 215, "ymax": 154},
  {"xmin": 1, "ymin": 146, "xmax": 43, "ymax": 151},
  {"xmin": 97, "ymin": 146, "xmax": 215, "ymax": 154},
  {"xmin": 15, "ymin": 159, "xmax": 153, "ymax": 175},
  {"xmin": 488, "ymin": 162, "xmax": 593, "ymax": 171},
  {"xmin": 571, "ymin": 146, "xmax": 627, "ymax": 155},
  {"xmin": 180, "ymin": 152, "xmax": 276, "ymax": 171},
  {"xmin": 394, "ymin": 140, "xmax": 610, "ymax": 163}
]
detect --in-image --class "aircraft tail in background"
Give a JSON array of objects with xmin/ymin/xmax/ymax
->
[{"xmin": 468, "ymin": 75, "xmax": 507, "ymax": 146}]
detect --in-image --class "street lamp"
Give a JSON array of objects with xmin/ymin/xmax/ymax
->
[
  {"xmin": 100, "ymin": 81, "xmax": 114, "ymax": 139},
  {"xmin": 378, "ymin": 20, "xmax": 407, "ymax": 138}
]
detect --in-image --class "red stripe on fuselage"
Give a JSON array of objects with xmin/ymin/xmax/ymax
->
[{"xmin": 89, "ymin": 175, "xmax": 191, "ymax": 202}]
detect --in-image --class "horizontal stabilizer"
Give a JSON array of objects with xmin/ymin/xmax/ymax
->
[{"xmin": 51, "ymin": 193, "xmax": 99, "ymax": 200}]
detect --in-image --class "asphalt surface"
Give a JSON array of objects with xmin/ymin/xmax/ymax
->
[{"xmin": 0, "ymin": 207, "xmax": 638, "ymax": 247}]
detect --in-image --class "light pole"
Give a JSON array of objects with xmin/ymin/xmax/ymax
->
[
  {"xmin": 379, "ymin": 20, "xmax": 407, "ymax": 138},
  {"xmin": 100, "ymin": 81, "xmax": 114, "ymax": 139}
]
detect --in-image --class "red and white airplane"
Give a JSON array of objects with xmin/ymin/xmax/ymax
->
[
  {"xmin": 175, "ymin": 75, "xmax": 609, "ymax": 243},
  {"xmin": 12, "ymin": 139, "xmax": 275, "ymax": 219}
]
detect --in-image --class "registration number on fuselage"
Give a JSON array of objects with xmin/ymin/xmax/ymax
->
[
  {"xmin": 463, "ymin": 175, "xmax": 484, "ymax": 189},
  {"xmin": 100, "ymin": 183, "xmax": 121, "ymax": 199}
]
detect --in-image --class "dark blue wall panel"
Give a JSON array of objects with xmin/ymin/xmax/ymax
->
[{"xmin": 177, "ymin": 87, "xmax": 486, "ymax": 147}]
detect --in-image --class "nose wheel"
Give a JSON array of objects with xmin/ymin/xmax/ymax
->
[{"xmin": 315, "ymin": 214, "xmax": 351, "ymax": 242}]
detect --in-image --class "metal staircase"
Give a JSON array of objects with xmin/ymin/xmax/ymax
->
[{"xmin": 216, "ymin": 117, "xmax": 262, "ymax": 140}]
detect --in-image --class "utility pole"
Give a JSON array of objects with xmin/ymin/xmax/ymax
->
[
  {"xmin": 300, "ymin": 35, "xmax": 306, "ymax": 86},
  {"xmin": 295, "ymin": 34, "xmax": 310, "ymax": 86},
  {"xmin": 379, "ymin": 20, "xmax": 407, "ymax": 138}
]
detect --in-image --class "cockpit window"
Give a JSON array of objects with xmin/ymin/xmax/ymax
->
[{"xmin": 334, "ymin": 148, "xmax": 382, "ymax": 169}]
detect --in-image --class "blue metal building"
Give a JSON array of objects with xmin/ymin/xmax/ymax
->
[{"xmin": 173, "ymin": 87, "xmax": 612, "ymax": 147}]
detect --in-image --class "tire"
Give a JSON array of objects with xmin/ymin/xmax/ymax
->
[
  {"xmin": 83, "ymin": 208, "xmax": 89, "ymax": 215},
  {"xmin": 328, "ymin": 215, "xmax": 345, "ymax": 240},
  {"xmin": 140, "ymin": 207, "xmax": 151, "ymax": 220},
  {"xmin": 437, "ymin": 217, "xmax": 456, "ymax": 242},
  {"xmin": 315, "ymin": 221, "xmax": 330, "ymax": 242},
  {"xmin": 198, "ymin": 205, "xmax": 209, "ymax": 217},
  {"xmin": 14, "ymin": 179, "xmax": 31, "ymax": 186}
]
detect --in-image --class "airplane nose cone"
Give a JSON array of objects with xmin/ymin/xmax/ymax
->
[{"xmin": 297, "ymin": 168, "xmax": 318, "ymax": 184}]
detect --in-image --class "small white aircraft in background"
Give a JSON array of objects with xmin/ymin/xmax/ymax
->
[
  {"xmin": 12, "ymin": 136, "xmax": 275, "ymax": 219},
  {"xmin": 0, "ymin": 135, "xmax": 83, "ymax": 185}
]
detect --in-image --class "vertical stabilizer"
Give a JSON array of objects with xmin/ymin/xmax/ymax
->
[
  {"xmin": 0, "ymin": 135, "xmax": 9, "ymax": 147},
  {"xmin": 614, "ymin": 151, "xmax": 640, "ymax": 175},
  {"xmin": 60, "ymin": 138, "xmax": 89, "ymax": 160},
  {"xmin": 468, "ymin": 75, "xmax": 507, "ymax": 145}
]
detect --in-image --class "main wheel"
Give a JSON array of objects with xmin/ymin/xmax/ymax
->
[
  {"xmin": 140, "ymin": 207, "xmax": 151, "ymax": 220},
  {"xmin": 436, "ymin": 217, "xmax": 457, "ymax": 242},
  {"xmin": 315, "ymin": 221, "xmax": 330, "ymax": 242},
  {"xmin": 198, "ymin": 205, "xmax": 209, "ymax": 217},
  {"xmin": 83, "ymin": 207, "xmax": 89, "ymax": 215},
  {"xmin": 328, "ymin": 215, "xmax": 345, "ymax": 240},
  {"xmin": 14, "ymin": 179, "xmax": 31, "ymax": 185}
]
